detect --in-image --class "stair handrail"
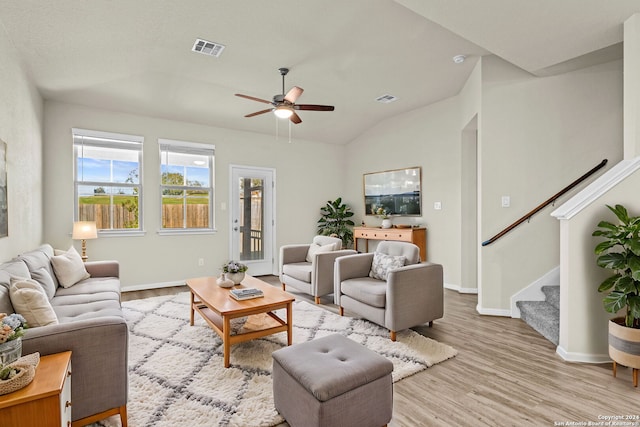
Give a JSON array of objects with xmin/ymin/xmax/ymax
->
[{"xmin": 481, "ymin": 158, "xmax": 608, "ymax": 246}]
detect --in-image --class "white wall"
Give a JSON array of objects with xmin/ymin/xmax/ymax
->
[
  {"xmin": 558, "ymin": 170, "xmax": 640, "ymax": 361},
  {"xmin": 624, "ymin": 14, "xmax": 640, "ymax": 159},
  {"xmin": 479, "ymin": 56, "xmax": 623, "ymax": 313},
  {"xmin": 344, "ymin": 96, "xmax": 464, "ymax": 287},
  {"xmin": 43, "ymin": 101, "xmax": 345, "ymax": 288},
  {"xmin": 0, "ymin": 27, "xmax": 44, "ymax": 258}
]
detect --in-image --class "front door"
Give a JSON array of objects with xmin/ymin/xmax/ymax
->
[{"xmin": 230, "ymin": 165, "xmax": 275, "ymax": 275}]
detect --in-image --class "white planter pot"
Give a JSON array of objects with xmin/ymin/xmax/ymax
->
[
  {"xmin": 227, "ymin": 272, "xmax": 246, "ymax": 284},
  {"xmin": 381, "ymin": 219, "xmax": 392, "ymax": 229}
]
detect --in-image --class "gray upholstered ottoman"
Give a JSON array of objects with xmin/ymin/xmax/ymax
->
[{"xmin": 272, "ymin": 333, "xmax": 394, "ymax": 427}]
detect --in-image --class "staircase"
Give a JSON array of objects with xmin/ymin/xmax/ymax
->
[{"xmin": 516, "ymin": 285, "xmax": 559, "ymax": 345}]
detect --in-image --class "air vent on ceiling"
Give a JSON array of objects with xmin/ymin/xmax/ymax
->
[
  {"xmin": 375, "ymin": 94, "xmax": 398, "ymax": 103},
  {"xmin": 192, "ymin": 38, "xmax": 226, "ymax": 58}
]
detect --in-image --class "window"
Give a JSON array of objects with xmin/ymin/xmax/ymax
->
[
  {"xmin": 159, "ymin": 139, "xmax": 215, "ymax": 233},
  {"xmin": 73, "ymin": 128, "xmax": 143, "ymax": 233}
]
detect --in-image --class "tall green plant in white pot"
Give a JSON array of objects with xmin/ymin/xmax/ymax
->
[{"xmin": 593, "ymin": 204, "xmax": 640, "ymax": 386}]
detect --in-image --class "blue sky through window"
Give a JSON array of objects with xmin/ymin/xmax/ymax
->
[{"xmin": 78, "ymin": 158, "xmax": 138, "ymax": 183}]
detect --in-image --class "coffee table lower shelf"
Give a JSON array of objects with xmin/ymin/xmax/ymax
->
[{"xmin": 187, "ymin": 276, "xmax": 294, "ymax": 368}]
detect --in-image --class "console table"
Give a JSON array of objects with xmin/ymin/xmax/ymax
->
[{"xmin": 354, "ymin": 226, "xmax": 427, "ymax": 261}]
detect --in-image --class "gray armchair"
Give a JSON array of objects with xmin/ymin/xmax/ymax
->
[
  {"xmin": 334, "ymin": 241, "xmax": 443, "ymax": 341},
  {"xmin": 280, "ymin": 236, "xmax": 356, "ymax": 304}
]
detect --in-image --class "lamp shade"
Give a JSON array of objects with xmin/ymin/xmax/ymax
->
[{"xmin": 72, "ymin": 221, "xmax": 98, "ymax": 240}]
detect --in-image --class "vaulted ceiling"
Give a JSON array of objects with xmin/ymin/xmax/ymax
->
[{"xmin": 0, "ymin": 1, "xmax": 638, "ymax": 144}]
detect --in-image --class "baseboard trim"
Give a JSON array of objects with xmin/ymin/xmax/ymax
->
[
  {"xmin": 476, "ymin": 304, "xmax": 511, "ymax": 317},
  {"xmin": 555, "ymin": 345, "xmax": 611, "ymax": 364},
  {"xmin": 444, "ymin": 283, "xmax": 478, "ymax": 294},
  {"xmin": 122, "ymin": 280, "xmax": 186, "ymax": 292}
]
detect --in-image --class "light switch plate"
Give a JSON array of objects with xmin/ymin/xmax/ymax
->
[
  {"xmin": 434, "ymin": 201, "xmax": 442, "ymax": 210},
  {"xmin": 502, "ymin": 196, "xmax": 510, "ymax": 208}
]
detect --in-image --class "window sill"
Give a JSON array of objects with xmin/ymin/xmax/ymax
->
[
  {"xmin": 97, "ymin": 230, "xmax": 146, "ymax": 237},
  {"xmin": 157, "ymin": 228, "xmax": 217, "ymax": 236}
]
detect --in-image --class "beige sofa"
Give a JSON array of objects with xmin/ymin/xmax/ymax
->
[{"xmin": 0, "ymin": 244, "xmax": 128, "ymax": 426}]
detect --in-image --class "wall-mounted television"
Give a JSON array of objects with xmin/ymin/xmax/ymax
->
[{"xmin": 364, "ymin": 167, "xmax": 422, "ymax": 216}]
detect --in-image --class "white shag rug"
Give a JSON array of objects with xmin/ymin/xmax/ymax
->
[{"xmin": 95, "ymin": 292, "xmax": 457, "ymax": 427}]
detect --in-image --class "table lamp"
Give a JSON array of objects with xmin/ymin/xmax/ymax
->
[{"xmin": 72, "ymin": 221, "xmax": 98, "ymax": 262}]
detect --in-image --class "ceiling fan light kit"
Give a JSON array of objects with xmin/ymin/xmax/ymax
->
[
  {"xmin": 235, "ymin": 67, "xmax": 335, "ymax": 125},
  {"xmin": 274, "ymin": 105, "xmax": 293, "ymax": 119}
]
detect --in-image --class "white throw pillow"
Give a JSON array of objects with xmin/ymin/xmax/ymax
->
[
  {"xmin": 51, "ymin": 246, "xmax": 90, "ymax": 288},
  {"xmin": 369, "ymin": 252, "xmax": 406, "ymax": 281},
  {"xmin": 9, "ymin": 277, "xmax": 58, "ymax": 327},
  {"xmin": 305, "ymin": 243, "xmax": 336, "ymax": 263}
]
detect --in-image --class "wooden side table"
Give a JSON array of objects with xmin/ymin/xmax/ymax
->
[{"xmin": 0, "ymin": 351, "xmax": 72, "ymax": 427}]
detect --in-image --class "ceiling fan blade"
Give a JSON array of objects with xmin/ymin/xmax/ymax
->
[
  {"xmin": 235, "ymin": 93, "xmax": 273, "ymax": 105},
  {"xmin": 284, "ymin": 86, "xmax": 304, "ymax": 103},
  {"xmin": 294, "ymin": 104, "xmax": 335, "ymax": 111},
  {"xmin": 245, "ymin": 108, "xmax": 273, "ymax": 118},
  {"xmin": 290, "ymin": 112, "xmax": 302, "ymax": 124}
]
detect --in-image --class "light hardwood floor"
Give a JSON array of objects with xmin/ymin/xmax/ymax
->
[{"xmin": 123, "ymin": 276, "xmax": 639, "ymax": 427}]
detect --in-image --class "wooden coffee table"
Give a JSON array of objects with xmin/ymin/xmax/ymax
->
[{"xmin": 187, "ymin": 275, "xmax": 295, "ymax": 367}]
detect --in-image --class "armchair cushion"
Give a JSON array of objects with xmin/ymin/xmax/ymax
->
[
  {"xmin": 305, "ymin": 242, "xmax": 336, "ymax": 263},
  {"xmin": 282, "ymin": 262, "xmax": 312, "ymax": 283},
  {"xmin": 341, "ymin": 277, "xmax": 387, "ymax": 308},
  {"xmin": 312, "ymin": 235, "xmax": 343, "ymax": 250},
  {"xmin": 369, "ymin": 252, "xmax": 406, "ymax": 281}
]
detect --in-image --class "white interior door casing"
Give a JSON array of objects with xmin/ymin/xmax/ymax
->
[{"xmin": 229, "ymin": 165, "xmax": 275, "ymax": 276}]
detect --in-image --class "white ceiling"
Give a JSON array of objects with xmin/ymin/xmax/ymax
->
[{"xmin": 0, "ymin": 1, "xmax": 638, "ymax": 145}]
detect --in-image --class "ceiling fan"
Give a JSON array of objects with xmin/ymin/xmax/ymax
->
[{"xmin": 235, "ymin": 68, "xmax": 335, "ymax": 124}]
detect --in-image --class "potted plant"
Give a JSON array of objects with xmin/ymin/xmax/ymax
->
[
  {"xmin": 317, "ymin": 197, "xmax": 355, "ymax": 248},
  {"xmin": 371, "ymin": 205, "xmax": 392, "ymax": 229},
  {"xmin": 593, "ymin": 204, "xmax": 640, "ymax": 386},
  {"xmin": 222, "ymin": 260, "xmax": 248, "ymax": 285}
]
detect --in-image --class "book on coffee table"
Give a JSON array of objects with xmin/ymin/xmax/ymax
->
[{"xmin": 230, "ymin": 288, "xmax": 264, "ymax": 300}]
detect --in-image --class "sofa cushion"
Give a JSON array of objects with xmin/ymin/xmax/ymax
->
[
  {"xmin": 51, "ymin": 247, "xmax": 90, "ymax": 288},
  {"xmin": 52, "ymin": 299, "xmax": 124, "ymax": 323},
  {"xmin": 369, "ymin": 252, "xmax": 406, "ymax": 281},
  {"xmin": 18, "ymin": 245, "xmax": 60, "ymax": 288},
  {"xmin": 54, "ymin": 276, "xmax": 121, "ymax": 300},
  {"xmin": 30, "ymin": 267, "xmax": 57, "ymax": 300},
  {"xmin": 10, "ymin": 277, "xmax": 58, "ymax": 327},
  {"xmin": 305, "ymin": 243, "xmax": 335, "ymax": 263},
  {"xmin": 283, "ymin": 262, "xmax": 312, "ymax": 283},
  {"xmin": 341, "ymin": 277, "xmax": 387, "ymax": 308}
]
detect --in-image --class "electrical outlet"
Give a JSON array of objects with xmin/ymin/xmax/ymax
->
[
  {"xmin": 434, "ymin": 201, "xmax": 442, "ymax": 210},
  {"xmin": 198, "ymin": 258, "xmax": 204, "ymax": 266}
]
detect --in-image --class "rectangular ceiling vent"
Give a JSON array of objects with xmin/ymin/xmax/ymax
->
[
  {"xmin": 375, "ymin": 94, "xmax": 398, "ymax": 103},
  {"xmin": 192, "ymin": 38, "xmax": 226, "ymax": 58}
]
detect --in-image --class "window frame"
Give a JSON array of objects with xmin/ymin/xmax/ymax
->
[
  {"xmin": 158, "ymin": 138, "xmax": 216, "ymax": 235},
  {"xmin": 73, "ymin": 128, "xmax": 144, "ymax": 236}
]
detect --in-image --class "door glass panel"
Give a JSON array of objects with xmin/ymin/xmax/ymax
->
[{"xmin": 238, "ymin": 177, "xmax": 264, "ymax": 261}]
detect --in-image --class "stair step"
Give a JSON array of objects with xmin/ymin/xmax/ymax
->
[
  {"xmin": 541, "ymin": 285, "xmax": 560, "ymax": 310},
  {"xmin": 516, "ymin": 300, "xmax": 559, "ymax": 345}
]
